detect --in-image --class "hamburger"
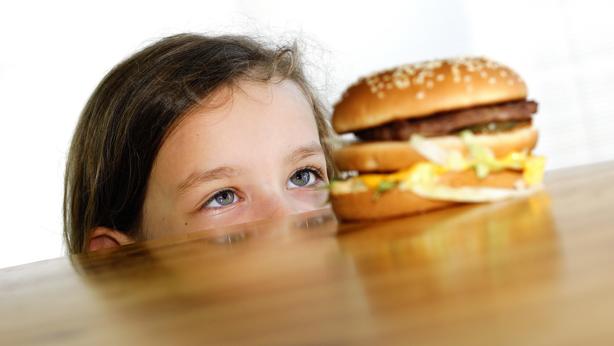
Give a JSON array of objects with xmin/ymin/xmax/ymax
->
[{"xmin": 329, "ymin": 57, "xmax": 545, "ymax": 221}]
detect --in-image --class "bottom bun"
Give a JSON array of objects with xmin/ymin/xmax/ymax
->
[{"xmin": 331, "ymin": 170, "xmax": 523, "ymax": 221}]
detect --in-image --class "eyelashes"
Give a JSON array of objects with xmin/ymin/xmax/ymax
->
[
  {"xmin": 203, "ymin": 189, "xmax": 240, "ymax": 209},
  {"xmin": 287, "ymin": 166, "xmax": 325, "ymax": 188},
  {"xmin": 300, "ymin": 165, "xmax": 325, "ymax": 181}
]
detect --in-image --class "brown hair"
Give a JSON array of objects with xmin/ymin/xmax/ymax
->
[{"xmin": 63, "ymin": 33, "xmax": 337, "ymax": 254}]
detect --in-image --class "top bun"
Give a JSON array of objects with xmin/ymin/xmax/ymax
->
[{"xmin": 332, "ymin": 57, "xmax": 528, "ymax": 134}]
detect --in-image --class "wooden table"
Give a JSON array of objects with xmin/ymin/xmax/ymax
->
[{"xmin": 2, "ymin": 162, "xmax": 614, "ymax": 345}]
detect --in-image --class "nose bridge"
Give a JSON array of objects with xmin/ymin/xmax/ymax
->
[
  {"xmin": 256, "ymin": 188, "xmax": 294, "ymax": 219},
  {"xmin": 267, "ymin": 192, "xmax": 294, "ymax": 218}
]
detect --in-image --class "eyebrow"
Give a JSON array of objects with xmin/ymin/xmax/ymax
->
[
  {"xmin": 177, "ymin": 166, "xmax": 241, "ymax": 194},
  {"xmin": 285, "ymin": 143, "xmax": 325, "ymax": 165},
  {"xmin": 176, "ymin": 144, "xmax": 324, "ymax": 194}
]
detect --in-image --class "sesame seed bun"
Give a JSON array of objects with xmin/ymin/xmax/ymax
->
[
  {"xmin": 332, "ymin": 57, "xmax": 527, "ymax": 134},
  {"xmin": 331, "ymin": 170, "xmax": 523, "ymax": 221},
  {"xmin": 335, "ymin": 125, "xmax": 538, "ymax": 173}
]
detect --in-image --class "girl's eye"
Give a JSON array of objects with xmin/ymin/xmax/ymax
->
[
  {"xmin": 204, "ymin": 189, "xmax": 239, "ymax": 209},
  {"xmin": 288, "ymin": 168, "xmax": 322, "ymax": 188}
]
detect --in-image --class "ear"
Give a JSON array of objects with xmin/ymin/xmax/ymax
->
[{"xmin": 87, "ymin": 227, "xmax": 135, "ymax": 252}]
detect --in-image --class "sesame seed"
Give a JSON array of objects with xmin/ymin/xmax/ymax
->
[
  {"xmin": 499, "ymin": 70, "xmax": 508, "ymax": 77},
  {"xmin": 404, "ymin": 67, "xmax": 416, "ymax": 75},
  {"xmin": 416, "ymin": 91, "xmax": 425, "ymax": 99},
  {"xmin": 393, "ymin": 74, "xmax": 411, "ymax": 89},
  {"xmin": 436, "ymin": 74, "xmax": 445, "ymax": 81},
  {"xmin": 377, "ymin": 91, "xmax": 385, "ymax": 99},
  {"xmin": 488, "ymin": 77, "xmax": 497, "ymax": 84},
  {"xmin": 426, "ymin": 80, "xmax": 434, "ymax": 89}
]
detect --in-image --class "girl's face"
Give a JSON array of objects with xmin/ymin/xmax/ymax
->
[{"xmin": 141, "ymin": 80, "xmax": 329, "ymax": 238}]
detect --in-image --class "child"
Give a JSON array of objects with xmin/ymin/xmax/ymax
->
[{"xmin": 63, "ymin": 33, "xmax": 336, "ymax": 253}]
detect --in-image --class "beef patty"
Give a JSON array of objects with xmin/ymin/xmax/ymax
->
[{"xmin": 354, "ymin": 100, "xmax": 538, "ymax": 141}]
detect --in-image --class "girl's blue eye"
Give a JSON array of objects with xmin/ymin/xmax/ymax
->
[
  {"xmin": 205, "ymin": 189, "xmax": 238, "ymax": 209},
  {"xmin": 288, "ymin": 168, "xmax": 322, "ymax": 188}
]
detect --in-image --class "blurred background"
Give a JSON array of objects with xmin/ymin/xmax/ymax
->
[{"xmin": 1, "ymin": 0, "xmax": 613, "ymax": 268}]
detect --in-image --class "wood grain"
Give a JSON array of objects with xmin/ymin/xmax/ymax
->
[{"xmin": 2, "ymin": 161, "xmax": 614, "ymax": 345}]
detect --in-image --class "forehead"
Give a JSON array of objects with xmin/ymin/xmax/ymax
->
[{"xmin": 152, "ymin": 79, "xmax": 321, "ymax": 184}]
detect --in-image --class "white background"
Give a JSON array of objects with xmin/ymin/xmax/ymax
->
[{"xmin": 1, "ymin": 0, "xmax": 613, "ymax": 268}]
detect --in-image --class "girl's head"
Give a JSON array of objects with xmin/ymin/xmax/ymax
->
[{"xmin": 64, "ymin": 33, "xmax": 336, "ymax": 254}]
